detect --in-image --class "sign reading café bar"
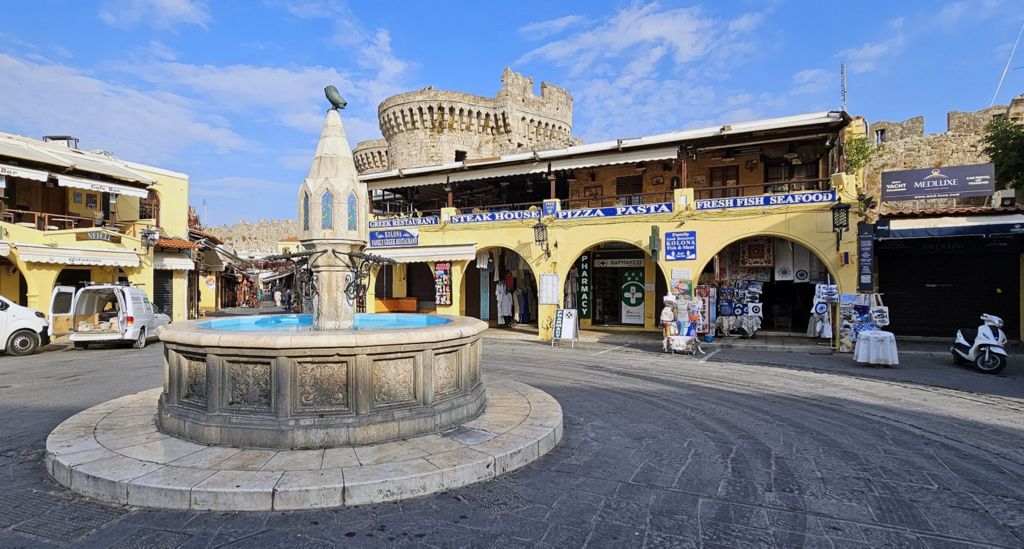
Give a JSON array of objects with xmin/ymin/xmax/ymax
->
[{"xmin": 881, "ymin": 163, "xmax": 995, "ymax": 202}]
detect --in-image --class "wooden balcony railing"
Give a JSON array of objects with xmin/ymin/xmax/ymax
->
[
  {"xmin": 2, "ymin": 209, "xmax": 128, "ymax": 232},
  {"xmin": 561, "ymin": 191, "xmax": 674, "ymax": 211},
  {"xmin": 691, "ymin": 178, "xmax": 830, "ymax": 200}
]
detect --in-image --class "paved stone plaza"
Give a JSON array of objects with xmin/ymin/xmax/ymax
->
[{"xmin": 2, "ymin": 339, "xmax": 1023, "ymax": 547}]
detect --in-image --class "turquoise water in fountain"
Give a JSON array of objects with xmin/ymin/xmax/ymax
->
[{"xmin": 198, "ymin": 313, "xmax": 451, "ymax": 331}]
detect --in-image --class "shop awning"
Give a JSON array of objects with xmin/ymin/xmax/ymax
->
[
  {"xmin": 153, "ymin": 253, "xmax": 195, "ymax": 271},
  {"xmin": 548, "ymin": 146, "xmax": 679, "ymax": 172},
  {"xmin": 0, "ymin": 162, "xmax": 49, "ymax": 182},
  {"xmin": 199, "ymin": 248, "xmax": 227, "ymax": 272},
  {"xmin": 0, "ymin": 242, "xmax": 10, "ymax": 257},
  {"xmin": 878, "ymin": 214, "xmax": 1024, "ymax": 239},
  {"xmin": 371, "ymin": 244, "xmax": 477, "ymax": 263},
  {"xmin": 261, "ymin": 270, "xmax": 294, "ymax": 283},
  {"xmin": 57, "ymin": 175, "xmax": 150, "ymax": 198},
  {"xmin": 12, "ymin": 243, "xmax": 140, "ymax": 267}
]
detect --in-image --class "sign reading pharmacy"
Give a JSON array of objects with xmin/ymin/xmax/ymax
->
[
  {"xmin": 620, "ymin": 268, "xmax": 645, "ymax": 325},
  {"xmin": 664, "ymin": 231, "xmax": 696, "ymax": 261},
  {"xmin": 369, "ymin": 229, "xmax": 418, "ymax": 247},
  {"xmin": 881, "ymin": 163, "xmax": 995, "ymax": 202},
  {"xmin": 696, "ymin": 190, "xmax": 837, "ymax": 211}
]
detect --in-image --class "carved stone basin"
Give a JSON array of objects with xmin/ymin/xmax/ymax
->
[{"xmin": 156, "ymin": 314, "xmax": 487, "ymax": 449}]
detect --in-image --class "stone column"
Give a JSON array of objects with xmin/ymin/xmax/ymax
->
[{"xmin": 311, "ymin": 245, "xmax": 358, "ymax": 330}]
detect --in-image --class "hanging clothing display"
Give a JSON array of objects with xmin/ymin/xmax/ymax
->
[{"xmin": 774, "ymin": 238, "xmax": 794, "ymax": 281}]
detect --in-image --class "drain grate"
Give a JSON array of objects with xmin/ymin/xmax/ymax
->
[{"xmin": 459, "ymin": 484, "xmax": 530, "ymax": 515}]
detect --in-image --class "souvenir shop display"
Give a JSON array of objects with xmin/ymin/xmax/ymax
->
[{"xmin": 434, "ymin": 262, "xmax": 452, "ymax": 306}]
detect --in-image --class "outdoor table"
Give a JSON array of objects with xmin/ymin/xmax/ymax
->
[{"xmin": 854, "ymin": 330, "xmax": 899, "ymax": 366}]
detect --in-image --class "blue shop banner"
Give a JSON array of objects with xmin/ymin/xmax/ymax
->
[
  {"xmin": 881, "ymin": 163, "xmax": 994, "ymax": 202},
  {"xmin": 664, "ymin": 231, "xmax": 697, "ymax": 261},
  {"xmin": 368, "ymin": 216, "xmax": 439, "ymax": 228},
  {"xmin": 695, "ymin": 190, "xmax": 837, "ymax": 211},
  {"xmin": 369, "ymin": 229, "xmax": 418, "ymax": 247},
  {"xmin": 449, "ymin": 210, "xmax": 541, "ymax": 224},
  {"xmin": 557, "ymin": 202, "xmax": 673, "ymax": 220}
]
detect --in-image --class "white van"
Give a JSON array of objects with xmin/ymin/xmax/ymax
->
[
  {"xmin": 0, "ymin": 295, "xmax": 50, "ymax": 355},
  {"xmin": 51, "ymin": 284, "xmax": 170, "ymax": 350}
]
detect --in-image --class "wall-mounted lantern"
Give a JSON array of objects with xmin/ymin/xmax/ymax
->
[
  {"xmin": 831, "ymin": 202, "xmax": 851, "ymax": 251},
  {"xmin": 532, "ymin": 220, "xmax": 550, "ymax": 257}
]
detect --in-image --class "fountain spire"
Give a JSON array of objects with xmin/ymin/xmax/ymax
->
[{"xmin": 297, "ymin": 87, "xmax": 369, "ymax": 329}]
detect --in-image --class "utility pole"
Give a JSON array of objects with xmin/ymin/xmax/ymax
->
[
  {"xmin": 991, "ymin": 21, "xmax": 1024, "ymax": 107},
  {"xmin": 840, "ymin": 64, "xmax": 847, "ymax": 112}
]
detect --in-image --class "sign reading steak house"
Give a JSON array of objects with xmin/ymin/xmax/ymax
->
[{"xmin": 696, "ymin": 190, "xmax": 838, "ymax": 210}]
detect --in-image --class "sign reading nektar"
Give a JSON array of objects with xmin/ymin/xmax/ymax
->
[
  {"xmin": 696, "ymin": 190, "xmax": 837, "ymax": 210},
  {"xmin": 881, "ymin": 163, "xmax": 995, "ymax": 201}
]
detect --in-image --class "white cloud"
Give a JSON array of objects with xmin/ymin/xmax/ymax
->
[
  {"xmin": 791, "ymin": 68, "xmax": 834, "ymax": 95},
  {"xmin": 518, "ymin": 15, "xmax": 588, "ymax": 40},
  {"xmin": 99, "ymin": 0, "xmax": 211, "ymax": 31},
  {"xmin": 837, "ymin": 18, "xmax": 905, "ymax": 74},
  {"xmin": 515, "ymin": 2, "xmax": 776, "ymax": 140},
  {"xmin": 0, "ymin": 53, "xmax": 247, "ymax": 164}
]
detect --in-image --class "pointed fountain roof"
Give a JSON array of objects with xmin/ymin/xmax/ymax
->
[{"xmin": 306, "ymin": 108, "xmax": 355, "ymax": 182}]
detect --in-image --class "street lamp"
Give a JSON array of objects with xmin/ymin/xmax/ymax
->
[
  {"xmin": 140, "ymin": 228, "xmax": 160, "ymax": 252},
  {"xmin": 831, "ymin": 202, "xmax": 851, "ymax": 251},
  {"xmin": 532, "ymin": 220, "xmax": 550, "ymax": 257}
]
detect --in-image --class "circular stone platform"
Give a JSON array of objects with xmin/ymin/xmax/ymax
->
[{"xmin": 45, "ymin": 380, "xmax": 561, "ymax": 511}]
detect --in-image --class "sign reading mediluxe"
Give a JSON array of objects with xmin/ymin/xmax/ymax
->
[{"xmin": 881, "ymin": 163, "xmax": 995, "ymax": 202}]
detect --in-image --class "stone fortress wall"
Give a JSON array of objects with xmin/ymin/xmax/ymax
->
[
  {"xmin": 864, "ymin": 94, "xmax": 1024, "ymax": 213},
  {"xmin": 353, "ymin": 67, "xmax": 575, "ymax": 173},
  {"xmin": 206, "ymin": 218, "xmax": 298, "ymax": 256}
]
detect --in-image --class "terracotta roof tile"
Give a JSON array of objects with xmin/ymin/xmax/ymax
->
[
  {"xmin": 882, "ymin": 205, "xmax": 1024, "ymax": 218},
  {"xmin": 156, "ymin": 237, "xmax": 198, "ymax": 249}
]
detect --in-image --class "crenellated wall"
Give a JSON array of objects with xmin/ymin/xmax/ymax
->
[
  {"xmin": 353, "ymin": 139, "xmax": 389, "ymax": 174},
  {"xmin": 353, "ymin": 67, "xmax": 575, "ymax": 173}
]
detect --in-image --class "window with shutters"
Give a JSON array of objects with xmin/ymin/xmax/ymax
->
[
  {"xmin": 139, "ymin": 190, "xmax": 160, "ymax": 224},
  {"xmin": 709, "ymin": 165, "xmax": 739, "ymax": 198}
]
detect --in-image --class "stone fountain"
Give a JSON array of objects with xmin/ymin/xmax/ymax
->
[{"xmin": 43, "ymin": 89, "xmax": 562, "ymax": 511}]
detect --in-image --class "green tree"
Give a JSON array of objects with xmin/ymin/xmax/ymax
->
[
  {"xmin": 844, "ymin": 135, "xmax": 878, "ymax": 175},
  {"xmin": 982, "ymin": 117, "xmax": 1024, "ymax": 190}
]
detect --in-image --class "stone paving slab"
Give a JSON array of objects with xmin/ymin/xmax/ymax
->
[{"xmin": 45, "ymin": 380, "xmax": 562, "ymax": 511}]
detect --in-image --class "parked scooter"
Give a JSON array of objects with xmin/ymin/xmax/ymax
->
[{"xmin": 952, "ymin": 314, "xmax": 1008, "ymax": 374}]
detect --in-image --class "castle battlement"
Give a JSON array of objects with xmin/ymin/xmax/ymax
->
[{"xmin": 357, "ymin": 68, "xmax": 575, "ymax": 173}]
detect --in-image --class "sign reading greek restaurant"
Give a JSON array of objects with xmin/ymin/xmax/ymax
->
[
  {"xmin": 696, "ymin": 190, "xmax": 837, "ymax": 211},
  {"xmin": 557, "ymin": 202, "xmax": 673, "ymax": 220},
  {"xmin": 369, "ymin": 229, "xmax": 418, "ymax": 247},
  {"xmin": 881, "ymin": 163, "xmax": 995, "ymax": 202},
  {"xmin": 449, "ymin": 210, "xmax": 540, "ymax": 224},
  {"xmin": 368, "ymin": 216, "xmax": 439, "ymax": 228}
]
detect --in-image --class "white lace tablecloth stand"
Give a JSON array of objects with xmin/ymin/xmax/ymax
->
[{"xmin": 853, "ymin": 330, "xmax": 899, "ymax": 366}]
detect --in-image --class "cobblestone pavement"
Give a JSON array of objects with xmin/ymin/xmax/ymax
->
[{"xmin": 1, "ymin": 339, "xmax": 1023, "ymax": 548}]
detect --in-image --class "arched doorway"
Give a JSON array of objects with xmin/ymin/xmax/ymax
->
[
  {"xmin": 564, "ymin": 241, "xmax": 667, "ymax": 328},
  {"xmin": 405, "ymin": 263, "xmax": 436, "ymax": 313},
  {"xmin": 697, "ymin": 235, "xmax": 835, "ymax": 337},
  {"xmin": 464, "ymin": 247, "xmax": 538, "ymax": 328}
]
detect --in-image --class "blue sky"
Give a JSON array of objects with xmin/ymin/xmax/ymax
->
[{"xmin": 1, "ymin": 0, "xmax": 1022, "ymax": 227}]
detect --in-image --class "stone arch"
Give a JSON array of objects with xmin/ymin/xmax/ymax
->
[
  {"xmin": 463, "ymin": 245, "xmax": 541, "ymax": 324},
  {"xmin": 694, "ymin": 232, "xmax": 840, "ymax": 292}
]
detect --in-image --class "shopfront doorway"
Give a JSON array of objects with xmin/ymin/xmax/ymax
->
[
  {"xmin": 465, "ymin": 248, "xmax": 537, "ymax": 328},
  {"xmin": 703, "ymin": 236, "xmax": 830, "ymax": 336},
  {"xmin": 878, "ymin": 236, "xmax": 1021, "ymax": 339},
  {"xmin": 565, "ymin": 242, "xmax": 665, "ymax": 328},
  {"xmin": 405, "ymin": 263, "xmax": 437, "ymax": 313}
]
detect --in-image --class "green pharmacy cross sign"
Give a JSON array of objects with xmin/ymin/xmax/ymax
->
[{"xmin": 620, "ymin": 269, "xmax": 645, "ymax": 325}]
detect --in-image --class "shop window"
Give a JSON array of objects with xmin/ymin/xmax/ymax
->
[
  {"xmin": 454, "ymin": 150, "xmax": 467, "ymax": 162},
  {"xmin": 347, "ymin": 191, "xmax": 357, "ymax": 231},
  {"xmin": 321, "ymin": 190, "xmax": 334, "ymax": 229},
  {"xmin": 709, "ymin": 165, "xmax": 739, "ymax": 198},
  {"xmin": 615, "ymin": 175, "xmax": 643, "ymax": 205},
  {"xmin": 302, "ymin": 192, "xmax": 309, "ymax": 231}
]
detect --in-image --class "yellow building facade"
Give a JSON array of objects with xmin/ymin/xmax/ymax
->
[
  {"xmin": 361, "ymin": 111, "xmax": 861, "ymax": 340},
  {"xmin": 0, "ymin": 132, "xmax": 192, "ymax": 327}
]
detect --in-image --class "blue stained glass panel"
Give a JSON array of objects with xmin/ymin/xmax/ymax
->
[
  {"xmin": 302, "ymin": 192, "xmax": 309, "ymax": 231},
  {"xmin": 347, "ymin": 192, "xmax": 358, "ymax": 231},
  {"xmin": 321, "ymin": 190, "xmax": 334, "ymax": 229}
]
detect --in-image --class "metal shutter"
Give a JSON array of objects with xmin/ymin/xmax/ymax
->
[{"xmin": 153, "ymin": 270, "xmax": 174, "ymax": 318}]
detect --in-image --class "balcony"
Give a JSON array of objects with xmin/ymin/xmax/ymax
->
[
  {"xmin": 691, "ymin": 178, "xmax": 830, "ymax": 200},
  {"xmin": 2, "ymin": 208, "xmax": 133, "ymax": 232}
]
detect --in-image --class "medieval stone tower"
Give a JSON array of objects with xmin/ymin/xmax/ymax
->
[{"xmin": 353, "ymin": 67, "xmax": 575, "ymax": 174}]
